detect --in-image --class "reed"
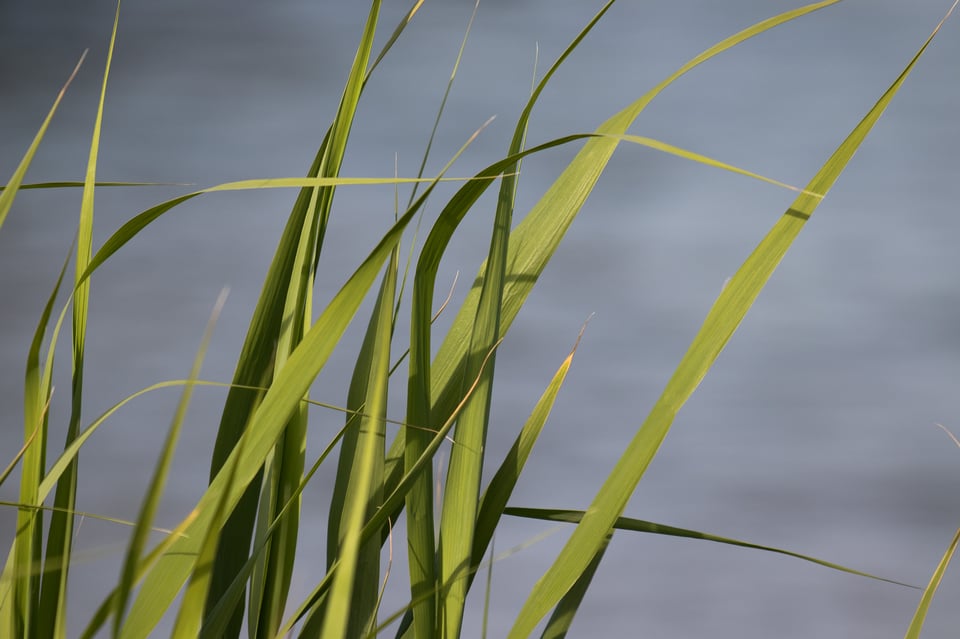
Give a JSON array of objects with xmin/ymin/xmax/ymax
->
[{"xmin": 1, "ymin": 2, "xmax": 956, "ymax": 637}]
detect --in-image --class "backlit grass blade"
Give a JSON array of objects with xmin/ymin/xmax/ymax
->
[
  {"xmin": 400, "ymin": 6, "xmax": 480, "ymax": 635},
  {"xmin": 110, "ymin": 290, "xmax": 227, "ymax": 638},
  {"xmin": 395, "ymin": 322, "xmax": 586, "ymax": 637},
  {"xmin": 382, "ymin": 0, "xmax": 838, "ymax": 531},
  {"xmin": 506, "ymin": 4, "xmax": 953, "ymax": 635},
  {"xmin": 540, "ymin": 534, "xmax": 611, "ymax": 639},
  {"xmin": 314, "ymin": 252, "xmax": 396, "ymax": 639},
  {"xmin": 275, "ymin": 339, "xmax": 505, "ymax": 638},
  {"xmin": 904, "ymin": 526, "xmax": 960, "ymax": 639},
  {"xmin": 437, "ymin": 6, "xmax": 616, "ymax": 635},
  {"xmin": 0, "ymin": 52, "xmax": 85, "ymax": 232},
  {"xmin": 506, "ymin": 508, "xmax": 916, "ymax": 588},
  {"xmin": 38, "ymin": 5, "xmax": 119, "ymax": 638},
  {"xmin": 117, "ymin": 167, "xmax": 433, "ymax": 639},
  {"xmin": 170, "ymin": 382, "xmax": 262, "ymax": 639}
]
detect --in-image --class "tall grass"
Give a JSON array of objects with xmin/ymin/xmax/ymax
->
[{"xmin": 1, "ymin": 1, "xmax": 957, "ymax": 637}]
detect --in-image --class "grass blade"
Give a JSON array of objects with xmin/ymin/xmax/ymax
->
[
  {"xmin": 507, "ymin": 508, "xmax": 916, "ymax": 588},
  {"xmin": 506, "ymin": 3, "xmax": 951, "ymax": 634},
  {"xmin": 38, "ymin": 5, "xmax": 119, "ymax": 637},
  {"xmin": 5, "ymin": 244, "xmax": 73, "ymax": 638},
  {"xmin": 110, "ymin": 291, "xmax": 227, "ymax": 637},
  {"xmin": 904, "ymin": 526, "xmax": 960, "ymax": 639},
  {"xmin": 0, "ymin": 52, "xmax": 85, "ymax": 232},
  {"xmin": 315, "ymin": 252, "xmax": 396, "ymax": 639}
]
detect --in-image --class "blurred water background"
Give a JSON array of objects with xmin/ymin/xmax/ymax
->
[{"xmin": 2, "ymin": 1, "xmax": 959, "ymax": 636}]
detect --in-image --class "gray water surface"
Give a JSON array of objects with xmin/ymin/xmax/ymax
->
[{"xmin": 2, "ymin": 1, "xmax": 959, "ymax": 637}]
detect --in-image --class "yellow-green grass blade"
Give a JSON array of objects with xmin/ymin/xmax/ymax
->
[
  {"xmin": 116, "ymin": 171, "xmax": 430, "ymax": 639},
  {"xmin": 170, "ymin": 383, "xmax": 263, "ymax": 639},
  {"xmin": 471, "ymin": 326, "xmax": 586, "ymax": 581},
  {"xmin": 324, "ymin": 247, "xmax": 398, "ymax": 636},
  {"xmin": 276, "ymin": 338, "xmax": 504, "ymax": 638},
  {"xmin": 441, "ymin": 7, "xmax": 619, "ymax": 635},
  {"xmin": 395, "ymin": 322, "xmax": 586, "ymax": 638},
  {"xmin": 6, "ymin": 243, "xmax": 72, "ymax": 639},
  {"xmin": 0, "ymin": 52, "xmax": 85, "ymax": 232},
  {"xmin": 247, "ymin": 184, "xmax": 321, "ymax": 639},
  {"xmin": 506, "ymin": 4, "xmax": 951, "ymax": 635},
  {"xmin": 110, "ymin": 291, "xmax": 227, "ymax": 638},
  {"xmin": 39, "ymin": 4, "xmax": 120, "ymax": 637},
  {"xmin": 314, "ymin": 252, "xmax": 397, "ymax": 639},
  {"xmin": 540, "ymin": 535, "xmax": 611, "ymax": 639},
  {"xmin": 381, "ymin": 0, "xmax": 839, "ymax": 538},
  {"xmin": 904, "ymin": 526, "xmax": 960, "ymax": 639},
  {"xmin": 77, "ymin": 508, "xmax": 200, "ymax": 639},
  {"xmin": 506, "ymin": 509, "xmax": 917, "ymax": 588}
]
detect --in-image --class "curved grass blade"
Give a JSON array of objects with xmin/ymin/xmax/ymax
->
[
  {"xmin": 436, "ymin": 6, "xmax": 619, "ymax": 636},
  {"xmin": 399, "ymin": 3, "xmax": 483, "ymax": 635},
  {"xmin": 0, "ymin": 52, "xmax": 86, "ymax": 232},
  {"xmin": 506, "ymin": 508, "xmax": 916, "ymax": 588},
  {"xmin": 904, "ymin": 526, "xmax": 960, "ymax": 639},
  {"xmin": 110, "ymin": 290, "xmax": 227, "ymax": 638},
  {"xmin": 506, "ymin": 4, "xmax": 952, "ymax": 635},
  {"xmin": 38, "ymin": 5, "xmax": 120, "ymax": 637},
  {"xmin": 381, "ymin": 0, "xmax": 837, "ymax": 541}
]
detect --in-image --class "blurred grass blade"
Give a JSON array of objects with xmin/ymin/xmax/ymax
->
[
  {"xmin": 0, "ymin": 52, "xmax": 85, "ymax": 232},
  {"xmin": 39, "ymin": 5, "xmax": 120, "ymax": 638},
  {"xmin": 314, "ymin": 253, "xmax": 396, "ymax": 639},
  {"xmin": 904, "ymin": 526, "xmax": 960, "ymax": 639},
  {"xmin": 5, "ymin": 181, "xmax": 188, "ymax": 191},
  {"xmin": 506, "ymin": 508, "xmax": 916, "ymax": 587},
  {"xmin": 507, "ymin": 3, "xmax": 950, "ymax": 635},
  {"xmin": 110, "ymin": 290, "xmax": 228, "ymax": 638},
  {"xmin": 170, "ymin": 381, "xmax": 263, "ymax": 639}
]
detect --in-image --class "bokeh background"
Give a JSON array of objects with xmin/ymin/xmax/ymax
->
[{"xmin": 2, "ymin": 1, "xmax": 959, "ymax": 636}]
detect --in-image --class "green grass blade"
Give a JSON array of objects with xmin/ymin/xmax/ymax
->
[
  {"xmin": 4, "ymin": 181, "xmax": 188, "ymax": 191},
  {"xmin": 904, "ymin": 526, "xmax": 960, "ymax": 639},
  {"xmin": 472, "ymin": 325, "xmax": 586, "ymax": 579},
  {"xmin": 276, "ymin": 338, "xmax": 504, "ymax": 638},
  {"xmin": 38, "ymin": 5, "xmax": 120, "ymax": 637},
  {"xmin": 540, "ymin": 534, "xmax": 611, "ymax": 639},
  {"xmin": 506, "ymin": 508, "xmax": 916, "ymax": 588},
  {"xmin": 314, "ymin": 252, "xmax": 396, "ymax": 639},
  {"xmin": 6, "ymin": 243, "xmax": 73, "ymax": 639},
  {"xmin": 0, "ymin": 52, "xmax": 85, "ymax": 232},
  {"xmin": 110, "ymin": 291, "xmax": 227, "ymax": 638},
  {"xmin": 170, "ymin": 382, "xmax": 263, "ymax": 639},
  {"xmin": 383, "ymin": 0, "xmax": 838, "ymax": 536},
  {"xmin": 506, "ymin": 4, "xmax": 950, "ymax": 634},
  {"xmin": 116, "ymin": 173, "xmax": 422, "ymax": 639},
  {"xmin": 438, "ymin": 6, "xmax": 616, "ymax": 634}
]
